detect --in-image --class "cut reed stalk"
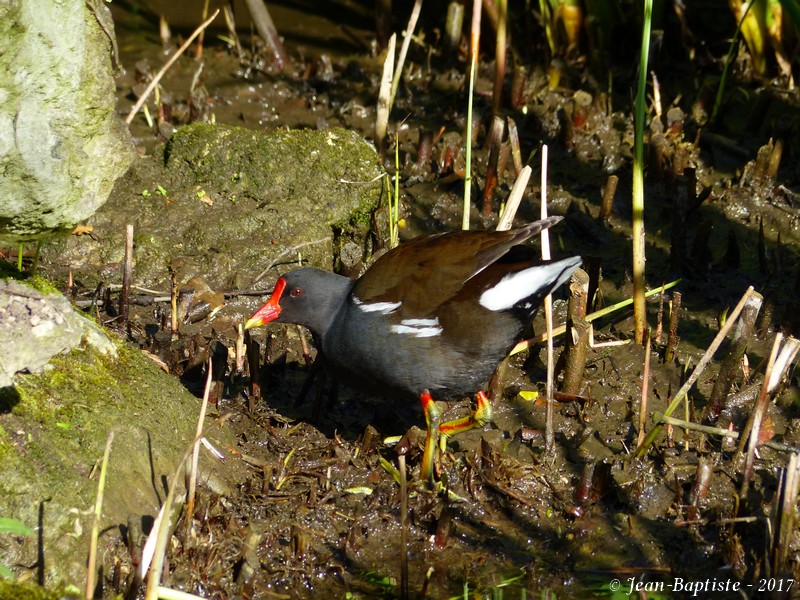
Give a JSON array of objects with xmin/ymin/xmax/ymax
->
[
  {"xmin": 703, "ymin": 292, "xmax": 762, "ymax": 422},
  {"xmin": 375, "ymin": 34, "xmax": 396, "ymax": 159},
  {"xmin": 496, "ymin": 166, "xmax": 531, "ymax": 231},
  {"xmin": 599, "ymin": 174, "xmax": 618, "ymax": 221},
  {"xmin": 243, "ymin": 0, "xmax": 287, "ymax": 69},
  {"xmin": 445, "ymin": 1, "xmax": 464, "ymax": 54},
  {"xmin": 507, "ymin": 117, "xmax": 522, "ymax": 175}
]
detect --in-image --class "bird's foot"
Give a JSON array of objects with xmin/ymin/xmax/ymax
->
[{"xmin": 418, "ymin": 390, "xmax": 493, "ymax": 488}]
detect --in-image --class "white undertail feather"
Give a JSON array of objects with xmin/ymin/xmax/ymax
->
[{"xmin": 478, "ymin": 257, "xmax": 580, "ymax": 312}]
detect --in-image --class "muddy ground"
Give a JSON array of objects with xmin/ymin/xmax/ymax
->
[{"xmin": 32, "ymin": 1, "xmax": 800, "ymax": 598}]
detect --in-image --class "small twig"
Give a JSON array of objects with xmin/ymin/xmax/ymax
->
[
  {"xmin": 297, "ymin": 325, "xmax": 313, "ymax": 367},
  {"xmin": 222, "ymin": 4, "xmax": 243, "ymax": 58},
  {"xmin": 143, "ymin": 414, "xmax": 231, "ymax": 599},
  {"xmin": 511, "ymin": 279, "xmax": 681, "ymax": 355},
  {"xmin": 482, "ymin": 116, "xmax": 505, "ymax": 216},
  {"xmin": 540, "ymin": 145, "xmax": 556, "ymax": 453},
  {"xmin": 492, "ymin": 0, "xmax": 507, "ymax": 114},
  {"xmin": 106, "ymin": 284, "xmax": 165, "ymax": 295},
  {"xmin": 390, "ymin": 0, "xmax": 423, "ymax": 109},
  {"xmin": 740, "ymin": 336, "xmax": 781, "ymax": 495},
  {"xmin": 554, "ymin": 390, "xmax": 593, "ymax": 404},
  {"xmin": 126, "ymin": 10, "xmax": 220, "ymax": 125},
  {"xmin": 170, "ymin": 272, "xmax": 178, "ymax": 335},
  {"xmin": 654, "ymin": 285, "xmax": 665, "ymax": 344},
  {"xmin": 758, "ymin": 217, "xmax": 768, "ymax": 275},
  {"xmin": 398, "ymin": 453, "xmax": 409, "ymax": 600},
  {"xmin": 462, "ymin": 51, "xmax": 477, "ymax": 230},
  {"xmin": 120, "ymin": 224, "xmax": 133, "ymax": 326},
  {"xmin": 86, "ymin": 431, "xmax": 115, "ymax": 600},
  {"xmin": 664, "ymin": 291, "xmax": 681, "ymax": 363},
  {"xmin": 187, "ymin": 355, "xmax": 213, "ymax": 522},
  {"xmin": 654, "ymin": 411, "xmax": 738, "ymax": 437},
  {"xmin": 252, "ymin": 238, "xmax": 330, "ymax": 284},
  {"xmin": 652, "ymin": 411, "xmax": 797, "ymax": 452},
  {"xmin": 235, "ymin": 323, "xmax": 245, "ymax": 374},
  {"xmin": 631, "ymin": 0, "xmax": 653, "ymax": 345},
  {"xmin": 194, "ymin": 0, "xmax": 210, "ymax": 59},
  {"xmin": 245, "ymin": 331, "xmax": 261, "ymax": 412},
  {"xmin": 773, "ymin": 453, "xmax": 800, "ymax": 574}
]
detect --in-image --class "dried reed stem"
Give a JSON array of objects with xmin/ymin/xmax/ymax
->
[{"xmin": 126, "ymin": 10, "xmax": 220, "ymax": 125}]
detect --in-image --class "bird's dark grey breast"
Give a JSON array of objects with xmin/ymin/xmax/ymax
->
[{"xmin": 321, "ymin": 298, "xmax": 522, "ymax": 400}]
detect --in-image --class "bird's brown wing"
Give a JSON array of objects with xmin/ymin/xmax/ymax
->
[{"xmin": 352, "ymin": 218, "xmax": 561, "ymax": 317}]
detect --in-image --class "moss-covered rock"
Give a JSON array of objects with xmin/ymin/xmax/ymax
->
[
  {"xmin": 0, "ymin": 581, "xmax": 80, "ymax": 600},
  {"xmin": 0, "ymin": 279, "xmax": 115, "ymax": 387},
  {"xmin": 46, "ymin": 125, "xmax": 385, "ymax": 293},
  {"xmin": 0, "ymin": 285, "xmax": 247, "ymax": 586}
]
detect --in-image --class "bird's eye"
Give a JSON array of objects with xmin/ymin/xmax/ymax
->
[{"xmin": 290, "ymin": 287, "xmax": 303, "ymax": 298}]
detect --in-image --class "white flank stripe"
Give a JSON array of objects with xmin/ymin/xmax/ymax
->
[
  {"xmin": 354, "ymin": 299, "xmax": 402, "ymax": 314},
  {"xmin": 479, "ymin": 258, "xmax": 579, "ymax": 312},
  {"xmin": 390, "ymin": 321, "xmax": 442, "ymax": 338},
  {"xmin": 399, "ymin": 318, "xmax": 439, "ymax": 326}
]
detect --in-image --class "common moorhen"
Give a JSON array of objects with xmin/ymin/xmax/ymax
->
[{"xmin": 245, "ymin": 217, "xmax": 581, "ymax": 483}]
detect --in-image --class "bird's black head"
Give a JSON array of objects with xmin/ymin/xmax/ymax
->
[{"xmin": 244, "ymin": 268, "xmax": 352, "ymax": 336}]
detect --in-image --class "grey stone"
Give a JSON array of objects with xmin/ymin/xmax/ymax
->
[
  {"xmin": 0, "ymin": 280, "xmax": 116, "ymax": 387},
  {"xmin": 0, "ymin": 0, "xmax": 135, "ymax": 243}
]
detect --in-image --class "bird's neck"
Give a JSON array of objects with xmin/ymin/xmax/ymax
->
[{"xmin": 305, "ymin": 274, "xmax": 354, "ymax": 337}]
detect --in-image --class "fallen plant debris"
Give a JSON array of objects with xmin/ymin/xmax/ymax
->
[{"xmin": 3, "ymin": 1, "xmax": 800, "ymax": 598}]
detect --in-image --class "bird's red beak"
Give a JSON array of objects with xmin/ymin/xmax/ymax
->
[{"xmin": 244, "ymin": 277, "xmax": 287, "ymax": 330}]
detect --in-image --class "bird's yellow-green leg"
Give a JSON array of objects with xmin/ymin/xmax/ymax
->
[
  {"xmin": 420, "ymin": 391, "xmax": 493, "ymax": 486},
  {"xmin": 438, "ymin": 390, "xmax": 493, "ymax": 438},
  {"xmin": 419, "ymin": 390, "xmax": 442, "ymax": 486}
]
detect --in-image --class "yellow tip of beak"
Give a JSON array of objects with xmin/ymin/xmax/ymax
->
[{"xmin": 243, "ymin": 317, "xmax": 262, "ymax": 331}]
